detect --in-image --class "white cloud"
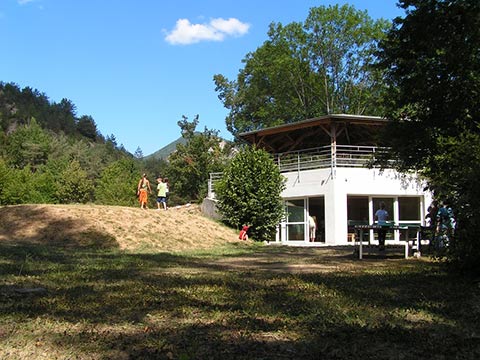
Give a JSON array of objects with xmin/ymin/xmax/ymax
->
[
  {"xmin": 17, "ymin": 0, "xmax": 36, "ymax": 4},
  {"xmin": 210, "ymin": 18, "xmax": 250, "ymax": 36},
  {"xmin": 165, "ymin": 17, "xmax": 250, "ymax": 45}
]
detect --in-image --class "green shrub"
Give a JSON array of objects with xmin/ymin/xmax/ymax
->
[
  {"xmin": 55, "ymin": 160, "xmax": 94, "ymax": 204},
  {"xmin": 215, "ymin": 146, "xmax": 285, "ymax": 242},
  {"xmin": 95, "ymin": 159, "xmax": 139, "ymax": 206}
]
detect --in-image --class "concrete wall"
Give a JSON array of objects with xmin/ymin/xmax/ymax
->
[{"xmin": 200, "ymin": 197, "xmax": 222, "ymax": 220}]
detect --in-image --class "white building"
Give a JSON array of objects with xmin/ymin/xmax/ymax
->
[{"xmin": 209, "ymin": 114, "xmax": 431, "ymax": 246}]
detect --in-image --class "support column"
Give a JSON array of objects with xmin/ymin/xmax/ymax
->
[
  {"xmin": 324, "ymin": 179, "xmax": 348, "ymax": 245},
  {"xmin": 330, "ymin": 122, "xmax": 337, "ymax": 179}
]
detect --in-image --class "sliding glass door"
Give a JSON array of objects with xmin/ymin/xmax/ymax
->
[{"xmin": 285, "ymin": 199, "xmax": 305, "ymax": 241}]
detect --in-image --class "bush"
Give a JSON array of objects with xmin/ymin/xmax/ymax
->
[
  {"xmin": 55, "ymin": 160, "xmax": 94, "ymax": 204},
  {"xmin": 215, "ymin": 146, "xmax": 285, "ymax": 242},
  {"xmin": 95, "ymin": 159, "xmax": 139, "ymax": 206}
]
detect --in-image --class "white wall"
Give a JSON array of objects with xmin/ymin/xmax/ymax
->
[{"xmin": 281, "ymin": 167, "xmax": 431, "ymax": 245}]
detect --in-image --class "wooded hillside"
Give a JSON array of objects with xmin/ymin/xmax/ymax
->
[{"xmin": 0, "ymin": 82, "xmax": 231, "ymax": 207}]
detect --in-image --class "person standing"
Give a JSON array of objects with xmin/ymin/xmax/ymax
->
[
  {"xmin": 156, "ymin": 177, "xmax": 167, "ymax": 211},
  {"xmin": 435, "ymin": 200, "xmax": 455, "ymax": 248},
  {"xmin": 163, "ymin": 177, "xmax": 170, "ymax": 209},
  {"xmin": 426, "ymin": 200, "xmax": 439, "ymax": 229},
  {"xmin": 374, "ymin": 202, "xmax": 389, "ymax": 251},
  {"xmin": 308, "ymin": 214, "xmax": 317, "ymax": 242},
  {"xmin": 137, "ymin": 174, "xmax": 152, "ymax": 209}
]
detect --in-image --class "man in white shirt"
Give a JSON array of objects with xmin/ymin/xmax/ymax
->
[{"xmin": 374, "ymin": 202, "xmax": 389, "ymax": 251}]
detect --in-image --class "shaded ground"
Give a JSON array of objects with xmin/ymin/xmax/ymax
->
[
  {"xmin": 1, "ymin": 204, "xmax": 479, "ymax": 359},
  {"xmin": 192, "ymin": 245, "xmax": 428, "ymax": 274},
  {"xmin": 1, "ymin": 242, "xmax": 478, "ymax": 360}
]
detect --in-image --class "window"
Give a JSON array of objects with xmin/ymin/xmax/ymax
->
[
  {"xmin": 399, "ymin": 197, "xmax": 421, "ymax": 221},
  {"xmin": 347, "ymin": 196, "xmax": 369, "ymax": 242},
  {"xmin": 347, "ymin": 196, "xmax": 369, "ymax": 221},
  {"xmin": 286, "ymin": 200, "xmax": 304, "ymax": 222}
]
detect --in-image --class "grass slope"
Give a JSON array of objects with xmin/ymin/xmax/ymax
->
[{"xmin": 0, "ymin": 204, "xmax": 238, "ymax": 252}]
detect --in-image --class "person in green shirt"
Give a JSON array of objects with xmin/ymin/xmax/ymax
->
[{"xmin": 156, "ymin": 177, "xmax": 167, "ymax": 211}]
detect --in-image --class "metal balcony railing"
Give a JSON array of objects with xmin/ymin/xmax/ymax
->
[
  {"xmin": 207, "ymin": 145, "xmax": 388, "ymax": 198},
  {"xmin": 208, "ymin": 172, "xmax": 223, "ymax": 199},
  {"xmin": 274, "ymin": 145, "xmax": 384, "ymax": 173}
]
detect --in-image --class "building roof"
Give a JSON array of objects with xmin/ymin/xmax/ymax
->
[{"xmin": 237, "ymin": 114, "xmax": 387, "ymax": 153}]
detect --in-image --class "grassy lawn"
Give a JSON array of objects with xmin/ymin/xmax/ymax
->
[{"xmin": 1, "ymin": 242, "xmax": 479, "ymax": 359}]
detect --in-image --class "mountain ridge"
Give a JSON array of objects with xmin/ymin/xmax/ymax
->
[{"xmin": 144, "ymin": 135, "xmax": 188, "ymax": 160}]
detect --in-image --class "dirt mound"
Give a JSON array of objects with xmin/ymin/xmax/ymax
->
[{"xmin": 0, "ymin": 204, "xmax": 239, "ymax": 252}]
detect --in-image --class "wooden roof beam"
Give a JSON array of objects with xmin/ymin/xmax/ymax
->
[{"xmin": 282, "ymin": 128, "xmax": 324, "ymax": 153}]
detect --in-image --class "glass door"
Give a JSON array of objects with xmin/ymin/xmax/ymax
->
[
  {"xmin": 308, "ymin": 197, "xmax": 325, "ymax": 242},
  {"xmin": 398, "ymin": 196, "xmax": 422, "ymax": 241},
  {"xmin": 285, "ymin": 199, "xmax": 306, "ymax": 242}
]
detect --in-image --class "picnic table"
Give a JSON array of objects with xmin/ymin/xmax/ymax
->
[{"xmin": 354, "ymin": 223, "xmax": 423, "ymax": 259}]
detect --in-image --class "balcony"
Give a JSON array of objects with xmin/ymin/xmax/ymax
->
[
  {"xmin": 208, "ymin": 145, "xmax": 388, "ymax": 198},
  {"xmin": 274, "ymin": 145, "xmax": 386, "ymax": 173}
]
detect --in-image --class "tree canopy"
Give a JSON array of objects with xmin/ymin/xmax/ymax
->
[
  {"xmin": 0, "ymin": 81, "xmax": 138, "ymax": 206},
  {"xmin": 0, "ymin": 81, "xmax": 231, "ymax": 208},
  {"xmin": 214, "ymin": 4, "xmax": 390, "ymax": 137},
  {"xmin": 165, "ymin": 115, "xmax": 232, "ymax": 203},
  {"xmin": 378, "ymin": 0, "xmax": 480, "ymax": 273}
]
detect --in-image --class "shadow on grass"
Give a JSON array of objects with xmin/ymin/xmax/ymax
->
[
  {"xmin": 0, "ymin": 242, "xmax": 479, "ymax": 359},
  {"xmin": 0, "ymin": 205, "xmax": 119, "ymax": 249}
]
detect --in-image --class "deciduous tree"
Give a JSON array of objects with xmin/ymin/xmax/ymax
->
[
  {"xmin": 214, "ymin": 4, "xmax": 389, "ymax": 136},
  {"xmin": 166, "ymin": 115, "xmax": 230, "ymax": 202},
  {"xmin": 378, "ymin": 0, "xmax": 480, "ymax": 273}
]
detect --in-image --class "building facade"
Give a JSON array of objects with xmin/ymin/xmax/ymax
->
[{"xmin": 211, "ymin": 114, "xmax": 431, "ymax": 245}]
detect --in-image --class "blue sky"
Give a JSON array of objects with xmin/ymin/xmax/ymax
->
[{"xmin": 0, "ymin": 0, "xmax": 404, "ymax": 156}]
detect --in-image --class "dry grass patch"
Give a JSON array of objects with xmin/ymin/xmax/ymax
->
[{"xmin": 0, "ymin": 204, "xmax": 238, "ymax": 252}]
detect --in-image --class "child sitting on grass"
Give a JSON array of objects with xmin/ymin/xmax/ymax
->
[{"xmin": 239, "ymin": 225, "xmax": 250, "ymax": 241}]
